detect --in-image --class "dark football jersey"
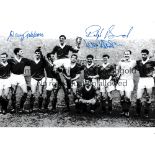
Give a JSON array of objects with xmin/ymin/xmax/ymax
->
[
  {"xmin": 30, "ymin": 59, "xmax": 45, "ymax": 81},
  {"xmin": 44, "ymin": 60, "xmax": 59, "ymax": 79},
  {"xmin": 52, "ymin": 45, "xmax": 79, "ymax": 59},
  {"xmin": 98, "ymin": 64, "xmax": 115, "ymax": 79},
  {"xmin": 83, "ymin": 64, "xmax": 98, "ymax": 79},
  {"xmin": 8, "ymin": 58, "xmax": 31, "ymax": 75},
  {"xmin": 77, "ymin": 85, "xmax": 97, "ymax": 100},
  {"xmin": 0, "ymin": 62, "xmax": 11, "ymax": 79},
  {"xmin": 135, "ymin": 59, "xmax": 155, "ymax": 77},
  {"xmin": 70, "ymin": 63, "xmax": 82, "ymax": 79}
]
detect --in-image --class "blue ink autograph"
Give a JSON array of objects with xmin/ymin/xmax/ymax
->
[
  {"xmin": 84, "ymin": 39, "xmax": 123, "ymax": 49},
  {"xmin": 85, "ymin": 25, "xmax": 133, "ymax": 40},
  {"xmin": 7, "ymin": 31, "xmax": 44, "ymax": 41},
  {"xmin": 84, "ymin": 25, "xmax": 133, "ymax": 48}
]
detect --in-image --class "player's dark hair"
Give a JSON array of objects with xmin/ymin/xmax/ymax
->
[
  {"xmin": 141, "ymin": 49, "xmax": 149, "ymax": 55},
  {"xmin": 85, "ymin": 77, "xmax": 92, "ymax": 82},
  {"xmin": 13, "ymin": 48, "xmax": 22, "ymax": 55},
  {"xmin": 1, "ymin": 52, "xmax": 8, "ymax": 57},
  {"xmin": 86, "ymin": 54, "xmax": 94, "ymax": 59},
  {"xmin": 47, "ymin": 52, "xmax": 54, "ymax": 59},
  {"xmin": 103, "ymin": 54, "xmax": 110, "ymax": 59},
  {"xmin": 71, "ymin": 54, "xmax": 78, "ymax": 59},
  {"xmin": 35, "ymin": 47, "xmax": 41, "ymax": 54},
  {"xmin": 59, "ymin": 35, "xmax": 66, "ymax": 39}
]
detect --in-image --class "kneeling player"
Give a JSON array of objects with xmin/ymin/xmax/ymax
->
[
  {"xmin": 98, "ymin": 54, "xmax": 115, "ymax": 114},
  {"xmin": 75, "ymin": 78, "xmax": 99, "ymax": 113},
  {"xmin": 0, "ymin": 53, "xmax": 11, "ymax": 114}
]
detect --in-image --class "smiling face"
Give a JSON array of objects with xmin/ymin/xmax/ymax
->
[
  {"xmin": 124, "ymin": 51, "xmax": 131, "ymax": 61},
  {"xmin": 141, "ymin": 52, "xmax": 148, "ymax": 61},
  {"xmin": 71, "ymin": 55, "xmax": 77, "ymax": 63},
  {"xmin": 85, "ymin": 79, "xmax": 92, "ymax": 87},
  {"xmin": 103, "ymin": 56, "xmax": 109, "ymax": 64},
  {"xmin": 0, "ymin": 54, "xmax": 8, "ymax": 63},
  {"xmin": 87, "ymin": 57, "xmax": 93, "ymax": 65}
]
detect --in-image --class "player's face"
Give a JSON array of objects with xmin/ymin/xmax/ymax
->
[
  {"xmin": 85, "ymin": 79, "xmax": 91, "ymax": 87},
  {"xmin": 103, "ymin": 57, "xmax": 108, "ymax": 64},
  {"xmin": 71, "ymin": 56, "xmax": 77, "ymax": 63},
  {"xmin": 0, "ymin": 54, "xmax": 7, "ymax": 62},
  {"xmin": 141, "ymin": 53, "xmax": 148, "ymax": 61},
  {"xmin": 124, "ymin": 51, "xmax": 131, "ymax": 60},
  {"xmin": 87, "ymin": 58, "xmax": 93, "ymax": 65},
  {"xmin": 50, "ymin": 54, "xmax": 55, "ymax": 61},
  {"xmin": 35, "ymin": 52, "xmax": 41, "ymax": 59},
  {"xmin": 59, "ymin": 37, "xmax": 66, "ymax": 45},
  {"xmin": 18, "ymin": 50, "xmax": 24, "ymax": 57}
]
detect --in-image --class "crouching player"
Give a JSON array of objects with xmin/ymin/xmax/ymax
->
[
  {"xmin": 75, "ymin": 78, "xmax": 99, "ymax": 113},
  {"xmin": 0, "ymin": 53, "xmax": 11, "ymax": 114},
  {"xmin": 98, "ymin": 54, "xmax": 115, "ymax": 114},
  {"xmin": 116, "ymin": 50, "xmax": 136, "ymax": 117}
]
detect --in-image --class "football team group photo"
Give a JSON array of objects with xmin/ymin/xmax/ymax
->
[{"xmin": 0, "ymin": 35, "xmax": 155, "ymax": 127}]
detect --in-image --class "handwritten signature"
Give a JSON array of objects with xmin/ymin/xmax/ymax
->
[
  {"xmin": 85, "ymin": 25, "xmax": 133, "ymax": 40},
  {"xmin": 84, "ymin": 25, "xmax": 133, "ymax": 48},
  {"xmin": 7, "ymin": 31, "xmax": 44, "ymax": 41},
  {"xmin": 84, "ymin": 39, "xmax": 123, "ymax": 49}
]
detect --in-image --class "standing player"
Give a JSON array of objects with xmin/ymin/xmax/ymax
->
[
  {"xmin": 83, "ymin": 55, "xmax": 99, "ymax": 88},
  {"xmin": 43, "ymin": 52, "xmax": 60, "ymax": 113},
  {"xmin": 0, "ymin": 53, "xmax": 11, "ymax": 114},
  {"xmin": 116, "ymin": 50, "xmax": 136, "ymax": 117},
  {"xmin": 135, "ymin": 49, "xmax": 155, "ymax": 118},
  {"xmin": 98, "ymin": 54, "xmax": 115, "ymax": 114},
  {"xmin": 8, "ymin": 48, "xmax": 31, "ymax": 113},
  {"xmin": 29, "ymin": 47, "xmax": 46, "ymax": 112},
  {"xmin": 64, "ymin": 54, "xmax": 82, "ymax": 96}
]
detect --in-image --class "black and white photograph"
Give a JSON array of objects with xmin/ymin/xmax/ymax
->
[
  {"xmin": 1, "ymin": 32, "xmax": 155, "ymax": 127},
  {"xmin": 1, "ymin": 0, "xmax": 155, "ymax": 155},
  {"xmin": 0, "ymin": 0, "xmax": 155, "ymax": 128}
]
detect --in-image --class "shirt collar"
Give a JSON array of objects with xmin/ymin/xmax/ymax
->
[
  {"xmin": 15, "ymin": 56, "xmax": 22, "ymax": 62},
  {"xmin": 71, "ymin": 63, "xmax": 76, "ymax": 68},
  {"xmin": 85, "ymin": 85, "xmax": 92, "ymax": 91},
  {"xmin": 102, "ymin": 62, "xmax": 110, "ymax": 68},
  {"xmin": 34, "ymin": 58, "xmax": 40, "ymax": 64},
  {"xmin": 142, "ymin": 58, "xmax": 149, "ymax": 64},
  {"xmin": 1, "ymin": 62, "xmax": 8, "ymax": 66},
  {"xmin": 59, "ymin": 43, "xmax": 66, "ymax": 49},
  {"xmin": 86, "ymin": 63, "xmax": 94, "ymax": 68}
]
